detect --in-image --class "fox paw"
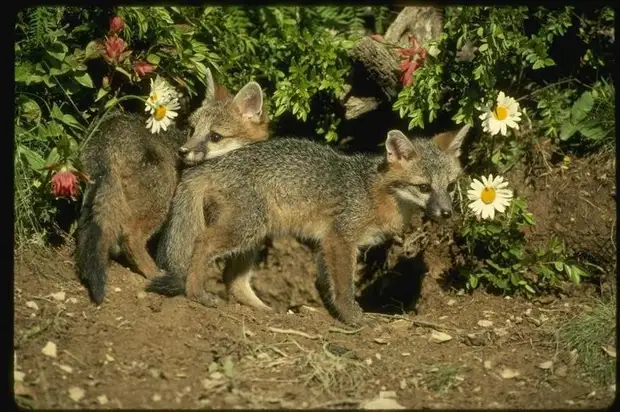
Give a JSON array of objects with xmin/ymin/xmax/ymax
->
[
  {"xmin": 189, "ymin": 291, "xmax": 220, "ymax": 308},
  {"xmin": 334, "ymin": 302, "xmax": 365, "ymax": 327}
]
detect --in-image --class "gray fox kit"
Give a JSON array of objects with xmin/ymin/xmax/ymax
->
[
  {"xmin": 76, "ymin": 69, "xmax": 269, "ymax": 305},
  {"xmin": 146, "ymin": 124, "xmax": 470, "ymax": 325}
]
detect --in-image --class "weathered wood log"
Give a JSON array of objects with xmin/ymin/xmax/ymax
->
[{"xmin": 342, "ymin": 6, "xmax": 445, "ymax": 120}]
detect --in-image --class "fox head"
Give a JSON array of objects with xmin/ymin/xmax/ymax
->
[
  {"xmin": 178, "ymin": 69, "xmax": 269, "ymax": 166},
  {"xmin": 382, "ymin": 124, "xmax": 470, "ymax": 221}
]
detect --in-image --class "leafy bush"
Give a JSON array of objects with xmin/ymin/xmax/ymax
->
[
  {"xmin": 392, "ymin": 6, "xmax": 615, "ymax": 170},
  {"xmin": 454, "ymin": 181, "xmax": 588, "ymax": 295}
]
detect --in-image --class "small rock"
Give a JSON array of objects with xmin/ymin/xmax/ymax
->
[
  {"xmin": 58, "ymin": 364, "xmax": 73, "ymax": 373},
  {"xmin": 210, "ymin": 371, "xmax": 224, "ymax": 380},
  {"xmin": 446, "ymin": 299, "xmax": 456, "ymax": 306},
  {"xmin": 379, "ymin": 390, "xmax": 397, "ymax": 399},
  {"xmin": 478, "ymin": 320, "xmax": 493, "ymax": 328},
  {"xmin": 41, "ymin": 341, "xmax": 57, "ymax": 358},
  {"xmin": 224, "ymin": 394, "xmax": 239, "ymax": 405},
  {"xmin": 539, "ymin": 314, "xmax": 549, "ymax": 323},
  {"xmin": 14, "ymin": 371, "xmax": 25, "ymax": 382},
  {"xmin": 388, "ymin": 319, "xmax": 411, "ymax": 332},
  {"xmin": 97, "ymin": 395, "xmax": 109, "ymax": 405},
  {"xmin": 466, "ymin": 333, "xmax": 486, "ymax": 346},
  {"xmin": 524, "ymin": 308, "xmax": 532, "ymax": 316},
  {"xmin": 483, "ymin": 360, "xmax": 493, "ymax": 370},
  {"xmin": 569, "ymin": 349, "xmax": 579, "ymax": 365},
  {"xmin": 401, "ymin": 352, "xmax": 411, "ymax": 357},
  {"xmin": 136, "ymin": 292, "xmax": 146, "ymax": 299},
  {"xmin": 399, "ymin": 379, "xmax": 407, "ymax": 390},
  {"xmin": 500, "ymin": 368, "xmax": 520, "ymax": 379},
  {"xmin": 105, "ymin": 354, "xmax": 115, "ymax": 362},
  {"xmin": 537, "ymin": 361, "xmax": 553, "ymax": 370},
  {"xmin": 429, "ymin": 331, "xmax": 453, "ymax": 343},
  {"xmin": 51, "ymin": 291, "xmax": 66, "ymax": 301},
  {"xmin": 152, "ymin": 393, "xmax": 162, "ymax": 402},
  {"xmin": 362, "ymin": 398, "xmax": 405, "ymax": 409},
  {"xmin": 587, "ymin": 390, "xmax": 596, "ymax": 398},
  {"xmin": 515, "ymin": 316, "xmax": 523, "ymax": 324},
  {"xmin": 375, "ymin": 353, "xmax": 382, "ymax": 360},
  {"xmin": 493, "ymin": 328, "xmax": 509, "ymax": 337},
  {"xmin": 68, "ymin": 386, "xmax": 85, "ymax": 402},
  {"xmin": 473, "ymin": 386, "xmax": 481, "ymax": 393},
  {"xmin": 555, "ymin": 365, "xmax": 568, "ymax": 377},
  {"xmin": 365, "ymin": 358, "xmax": 373, "ymax": 366},
  {"xmin": 66, "ymin": 297, "xmax": 78, "ymax": 304},
  {"xmin": 26, "ymin": 301, "xmax": 39, "ymax": 311},
  {"xmin": 374, "ymin": 338, "xmax": 389, "ymax": 345},
  {"xmin": 566, "ymin": 400, "xmax": 575, "ymax": 406},
  {"xmin": 256, "ymin": 353, "xmax": 269, "ymax": 360},
  {"xmin": 114, "ymin": 287, "xmax": 121, "ymax": 293}
]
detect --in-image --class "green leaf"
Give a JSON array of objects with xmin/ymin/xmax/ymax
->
[
  {"xmin": 553, "ymin": 261, "xmax": 564, "ymax": 272},
  {"xmin": 478, "ymin": 43, "xmax": 489, "ymax": 52},
  {"xmin": 105, "ymin": 97, "xmax": 120, "ymax": 110},
  {"xmin": 469, "ymin": 275, "xmax": 479, "ymax": 289},
  {"xmin": 18, "ymin": 145, "xmax": 46, "ymax": 172},
  {"xmin": 15, "ymin": 63, "xmax": 33, "ymax": 83},
  {"xmin": 46, "ymin": 41, "xmax": 68, "ymax": 62},
  {"xmin": 19, "ymin": 98, "xmax": 42, "ymax": 124},
  {"xmin": 559, "ymin": 121, "xmax": 577, "ymax": 140},
  {"xmin": 45, "ymin": 148, "xmax": 60, "ymax": 168},
  {"xmin": 95, "ymin": 88, "xmax": 109, "ymax": 102},
  {"xmin": 146, "ymin": 53, "xmax": 161, "ymax": 65},
  {"xmin": 571, "ymin": 91, "xmax": 594, "ymax": 123},
  {"xmin": 577, "ymin": 121, "xmax": 608, "ymax": 140},
  {"xmin": 74, "ymin": 71, "xmax": 94, "ymax": 88},
  {"xmin": 115, "ymin": 66, "xmax": 133, "ymax": 81}
]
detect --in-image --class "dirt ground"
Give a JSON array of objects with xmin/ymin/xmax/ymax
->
[{"xmin": 13, "ymin": 152, "xmax": 616, "ymax": 409}]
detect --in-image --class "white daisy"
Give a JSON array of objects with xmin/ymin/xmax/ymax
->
[
  {"xmin": 478, "ymin": 91, "xmax": 522, "ymax": 136},
  {"xmin": 145, "ymin": 75, "xmax": 176, "ymax": 114},
  {"xmin": 146, "ymin": 96, "xmax": 180, "ymax": 134},
  {"xmin": 467, "ymin": 174, "xmax": 513, "ymax": 220}
]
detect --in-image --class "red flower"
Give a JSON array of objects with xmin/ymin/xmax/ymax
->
[
  {"xmin": 133, "ymin": 60, "xmax": 155, "ymax": 77},
  {"xmin": 110, "ymin": 16, "xmax": 125, "ymax": 33},
  {"xmin": 397, "ymin": 35, "xmax": 427, "ymax": 87},
  {"xmin": 103, "ymin": 35, "xmax": 131, "ymax": 64},
  {"xmin": 51, "ymin": 169, "xmax": 79, "ymax": 200}
]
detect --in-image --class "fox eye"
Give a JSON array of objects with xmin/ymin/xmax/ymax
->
[
  {"xmin": 416, "ymin": 184, "xmax": 432, "ymax": 193},
  {"xmin": 447, "ymin": 182, "xmax": 456, "ymax": 192},
  {"xmin": 209, "ymin": 132, "xmax": 223, "ymax": 143}
]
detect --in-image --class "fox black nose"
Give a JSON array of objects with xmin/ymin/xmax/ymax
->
[
  {"xmin": 178, "ymin": 147, "xmax": 189, "ymax": 156},
  {"xmin": 441, "ymin": 210, "xmax": 452, "ymax": 218}
]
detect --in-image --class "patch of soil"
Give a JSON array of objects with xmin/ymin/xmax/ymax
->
[{"xmin": 12, "ymin": 157, "xmax": 616, "ymax": 409}]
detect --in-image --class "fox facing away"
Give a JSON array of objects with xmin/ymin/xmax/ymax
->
[
  {"xmin": 75, "ymin": 69, "xmax": 269, "ymax": 305},
  {"xmin": 146, "ymin": 124, "xmax": 471, "ymax": 325}
]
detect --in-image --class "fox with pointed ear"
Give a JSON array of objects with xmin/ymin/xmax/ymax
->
[
  {"xmin": 146, "ymin": 124, "xmax": 470, "ymax": 326},
  {"xmin": 75, "ymin": 68, "xmax": 269, "ymax": 305}
]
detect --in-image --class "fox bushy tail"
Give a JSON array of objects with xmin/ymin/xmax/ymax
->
[
  {"xmin": 75, "ymin": 175, "xmax": 120, "ymax": 305},
  {"xmin": 146, "ymin": 179, "xmax": 206, "ymax": 296}
]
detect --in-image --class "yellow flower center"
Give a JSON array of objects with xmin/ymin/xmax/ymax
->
[
  {"xmin": 154, "ymin": 105, "xmax": 167, "ymax": 121},
  {"xmin": 481, "ymin": 187, "xmax": 496, "ymax": 204},
  {"xmin": 493, "ymin": 105, "xmax": 508, "ymax": 121}
]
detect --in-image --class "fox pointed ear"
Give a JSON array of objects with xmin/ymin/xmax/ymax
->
[
  {"xmin": 233, "ymin": 81, "xmax": 264, "ymax": 122},
  {"xmin": 432, "ymin": 123, "xmax": 470, "ymax": 157},
  {"xmin": 204, "ymin": 68, "xmax": 216, "ymax": 102},
  {"xmin": 386, "ymin": 130, "xmax": 416, "ymax": 164}
]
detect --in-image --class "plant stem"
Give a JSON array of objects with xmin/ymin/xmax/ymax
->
[
  {"xmin": 516, "ymin": 78, "xmax": 580, "ymax": 102},
  {"xmin": 79, "ymin": 95, "xmax": 147, "ymax": 151}
]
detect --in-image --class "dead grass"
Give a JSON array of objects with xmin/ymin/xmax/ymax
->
[{"xmin": 558, "ymin": 291, "xmax": 616, "ymax": 386}]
